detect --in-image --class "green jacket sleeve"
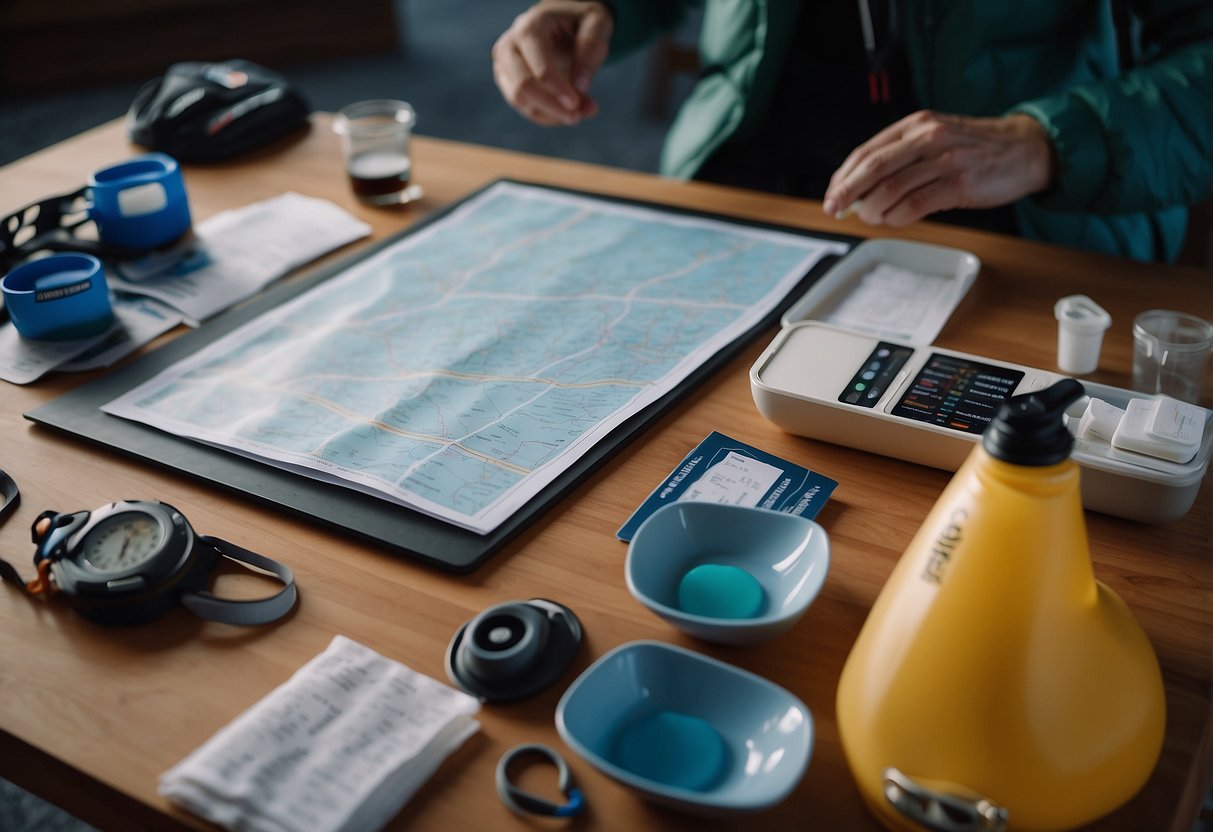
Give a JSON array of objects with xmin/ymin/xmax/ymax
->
[
  {"xmin": 606, "ymin": 0, "xmax": 702, "ymax": 58},
  {"xmin": 1011, "ymin": 0, "xmax": 1213, "ymax": 214}
]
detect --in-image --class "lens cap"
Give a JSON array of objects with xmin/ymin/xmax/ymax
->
[{"xmin": 446, "ymin": 598, "xmax": 583, "ymax": 703}]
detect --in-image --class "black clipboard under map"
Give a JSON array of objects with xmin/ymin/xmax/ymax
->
[{"xmin": 27, "ymin": 180, "xmax": 856, "ymax": 572}]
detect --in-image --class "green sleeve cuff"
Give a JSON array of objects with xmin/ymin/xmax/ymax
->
[{"xmin": 1009, "ymin": 93, "xmax": 1110, "ymax": 211}]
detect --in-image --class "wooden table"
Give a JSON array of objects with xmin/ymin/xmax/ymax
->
[{"xmin": 2, "ymin": 118, "xmax": 1210, "ymax": 832}]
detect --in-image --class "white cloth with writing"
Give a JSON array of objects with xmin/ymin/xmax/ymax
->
[{"xmin": 159, "ymin": 635, "xmax": 480, "ymax": 832}]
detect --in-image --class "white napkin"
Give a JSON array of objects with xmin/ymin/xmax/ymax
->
[{"xmin": 160, "ymin": 635, "xmax": 480, "ymax": 832}]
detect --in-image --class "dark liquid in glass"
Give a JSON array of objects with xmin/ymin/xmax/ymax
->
[{"xmin": 348, "ymin": 151, "xmax": 412, "ymax": 202}]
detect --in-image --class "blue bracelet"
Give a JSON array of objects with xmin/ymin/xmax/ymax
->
[{"xmin": 496, "ymin": 743, "xmax": 585, "ymax": 818}]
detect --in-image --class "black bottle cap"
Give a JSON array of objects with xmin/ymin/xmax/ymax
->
[{"xmin": 982, "ymin": 379, "xmax": 1085, "ymax": 466}]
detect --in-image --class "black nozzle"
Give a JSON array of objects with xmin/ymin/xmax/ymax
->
[{"xmin": 982, "ymin": 379, "xmax": 1085, "ymax": 466}]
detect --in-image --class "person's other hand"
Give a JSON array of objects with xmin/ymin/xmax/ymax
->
[
  {"xmin": 822, "ymin": 111, "xmax": 1057, "ymax": 226},
  {"xmin": 492, "ymin": 1, "xmax": 613, "ymax": 126}
]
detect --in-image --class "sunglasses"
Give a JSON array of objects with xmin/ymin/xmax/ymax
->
[{"xmin": 0, "ymin": 186, "xmax": 135, "ymax": 272}]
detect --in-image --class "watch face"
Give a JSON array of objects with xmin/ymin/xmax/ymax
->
[{"xmin": 79, "ymin": 511, "xmax": 165, "ymax": 572}]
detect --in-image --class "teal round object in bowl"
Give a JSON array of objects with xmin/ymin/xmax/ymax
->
[
  {"xmin": 555, "ymin": 641, "xmax": 813, "ymax": 815},
  {"xmin": 610, "ymin": 709, "xmax": 728, "ymax": 791},
  {"xmin": 626, "ymin": 502, "xmax": 830, "ymax": 645},
  {"xmin": 677, "ymin": 563, "xmax": 765, "ymax": 619}
]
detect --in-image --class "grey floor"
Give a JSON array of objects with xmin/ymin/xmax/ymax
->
[{"xmin": 0, "ymin": 2, "xmax": 685, "ymax": 830}]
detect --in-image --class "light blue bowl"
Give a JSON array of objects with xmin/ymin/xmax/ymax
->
[
  {"xmin": 556, "ymin": 640, "xmax": 813, "ymax": 815},
  {"xmin": 626, "ymin": 502, "xmax": 829, "ymax": 645}
]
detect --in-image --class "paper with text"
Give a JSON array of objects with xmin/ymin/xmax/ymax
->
[
  {"xmin": 159, "ymin": 635, "xmax": 480, "ymax": 832},
  {"xmin": 107, "ymin": 192, "xmax": 371, "ymax": 324},
  {"xmin": 826, "ymin": 263, "xmax": 963, "ymax": 344}
]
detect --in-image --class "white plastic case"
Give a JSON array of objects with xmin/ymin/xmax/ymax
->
[{"xmin": 751, "ymin": 322, "xmax": 1212, "ymax": 524}]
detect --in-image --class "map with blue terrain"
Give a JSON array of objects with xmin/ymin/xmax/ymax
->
[{"xmin": 105, "ymin": 182, "xmax": 845, "ymax": 532}]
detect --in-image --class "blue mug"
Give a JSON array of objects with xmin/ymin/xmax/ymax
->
[
  {"xmin": 87, "ymin": 153, "xmax": 191, "ymax": 250},
  {"xmin": 1, "ymin": 253, "xmax": 114, "ymax": 340}
]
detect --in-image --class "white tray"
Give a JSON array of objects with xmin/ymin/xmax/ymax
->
[{"xmin": 782, "ymin": 238, "xmax": 980, "ymax": 344}]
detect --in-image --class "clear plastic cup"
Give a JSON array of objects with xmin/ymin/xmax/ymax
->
[
  {"xmin": 1132, "ymin": 309, "xmax": 1213, "ymax": 404},
  {"xmin": 333, "ymin": 100, "xmax": 420, "ymax": 206}
]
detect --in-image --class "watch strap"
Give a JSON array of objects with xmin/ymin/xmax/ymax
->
[
  {"xmin": 179, "ymin": 535, "xmax": 297, "ymax": 626},
  {"xmin": 0, "ymin": 557, "xmax": 25, "ymax": 587},
  {"xmin": 0, "ymin": 470, "xmax": 23, "ymax": 586}
]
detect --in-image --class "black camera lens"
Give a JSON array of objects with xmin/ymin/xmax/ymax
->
[{"xmin": 473, "ymin": 613, "xmax": 526, "ymax": 652}]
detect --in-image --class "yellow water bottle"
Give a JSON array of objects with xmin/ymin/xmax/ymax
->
[{"xmin": 836, "ymin": 379, "xmax": 1165, "ymax": 832}]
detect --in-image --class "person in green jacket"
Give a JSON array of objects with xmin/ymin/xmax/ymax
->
[{"xmin": 491, "ymin": 0, "xmax": 1213, "ymax": 262}]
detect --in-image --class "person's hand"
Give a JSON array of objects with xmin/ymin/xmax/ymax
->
[
  {"xmin": 822, "ymin": 111, "xmax": 1057, "ymax": 226},
  {"xmin": 492, "ymin": 1, "xmax": 613, "ymax": 126}
]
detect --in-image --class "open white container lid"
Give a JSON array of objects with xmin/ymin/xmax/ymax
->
[{"xmin": 781, "ymin": 238, "xmax": 980, "ymax": 345}]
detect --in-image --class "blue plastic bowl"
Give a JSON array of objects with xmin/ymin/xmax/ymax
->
[
  {"xmin": 556, "ymin": 640, "xmax": 813, "ymax": 815},
  {"xmin": 626, "ymin": 502, "xmax": 829, "ymax": 645}
]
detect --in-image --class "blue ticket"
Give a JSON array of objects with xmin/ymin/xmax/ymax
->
[{"xmin": 616, "ymin": 431, "xmax": 838, "ymax": 541}]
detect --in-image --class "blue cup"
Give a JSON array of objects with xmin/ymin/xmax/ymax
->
[
  {"xmin": 2, "ymin": 253, "xmax": 114, "ymax": 340},
  {"xmin": 87, "ymin": 153, "xmax": 191, "ymax": 250}
]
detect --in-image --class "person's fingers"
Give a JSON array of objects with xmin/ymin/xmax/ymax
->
[
  {"xmin": 492, "ymin": 4, "xmax": 601, "ymax": 124},
  {"xmin": 852, "ymin": 158, "xmax": 947, "ymax": 224},
  {"xmin": 491, "ymin": 3, "xmax": 613, "ymax": 127},
  {"xmin": 829, "ymin": 116, "xmax": 914, "ymax": 187},
  {"xmin": 824, "ymin": 110, "xmax": 963, "ymax": 216},
  {"xmin": 570, "ymin": 6, "xmax": 612, "ymax": 94},
  {"xmin": 492, "ymin": 43, "xmax": 577, "ymax": 126},
  {"xmin": 826, "ymin": 110, "xmax": 946, "ymax": 198},
  {"xmin": 515, "ymin": 24, "xmax": 582, "ymax": 112},
  {"xmin": 879, "ymin": 175, "xmax": 966, "ymax": 227},
  {"xmin": 824, "ymin": 122, "xmax": 936, "ymax": 217},
  {"xmin": 834, "ymin": 113, "xmax": 1056, "ymax": 226}
]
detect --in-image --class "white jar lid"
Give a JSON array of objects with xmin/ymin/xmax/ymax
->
[{"xmin": 1054, "ymin": 294, "xmax": 1112, "ymax": 335}]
